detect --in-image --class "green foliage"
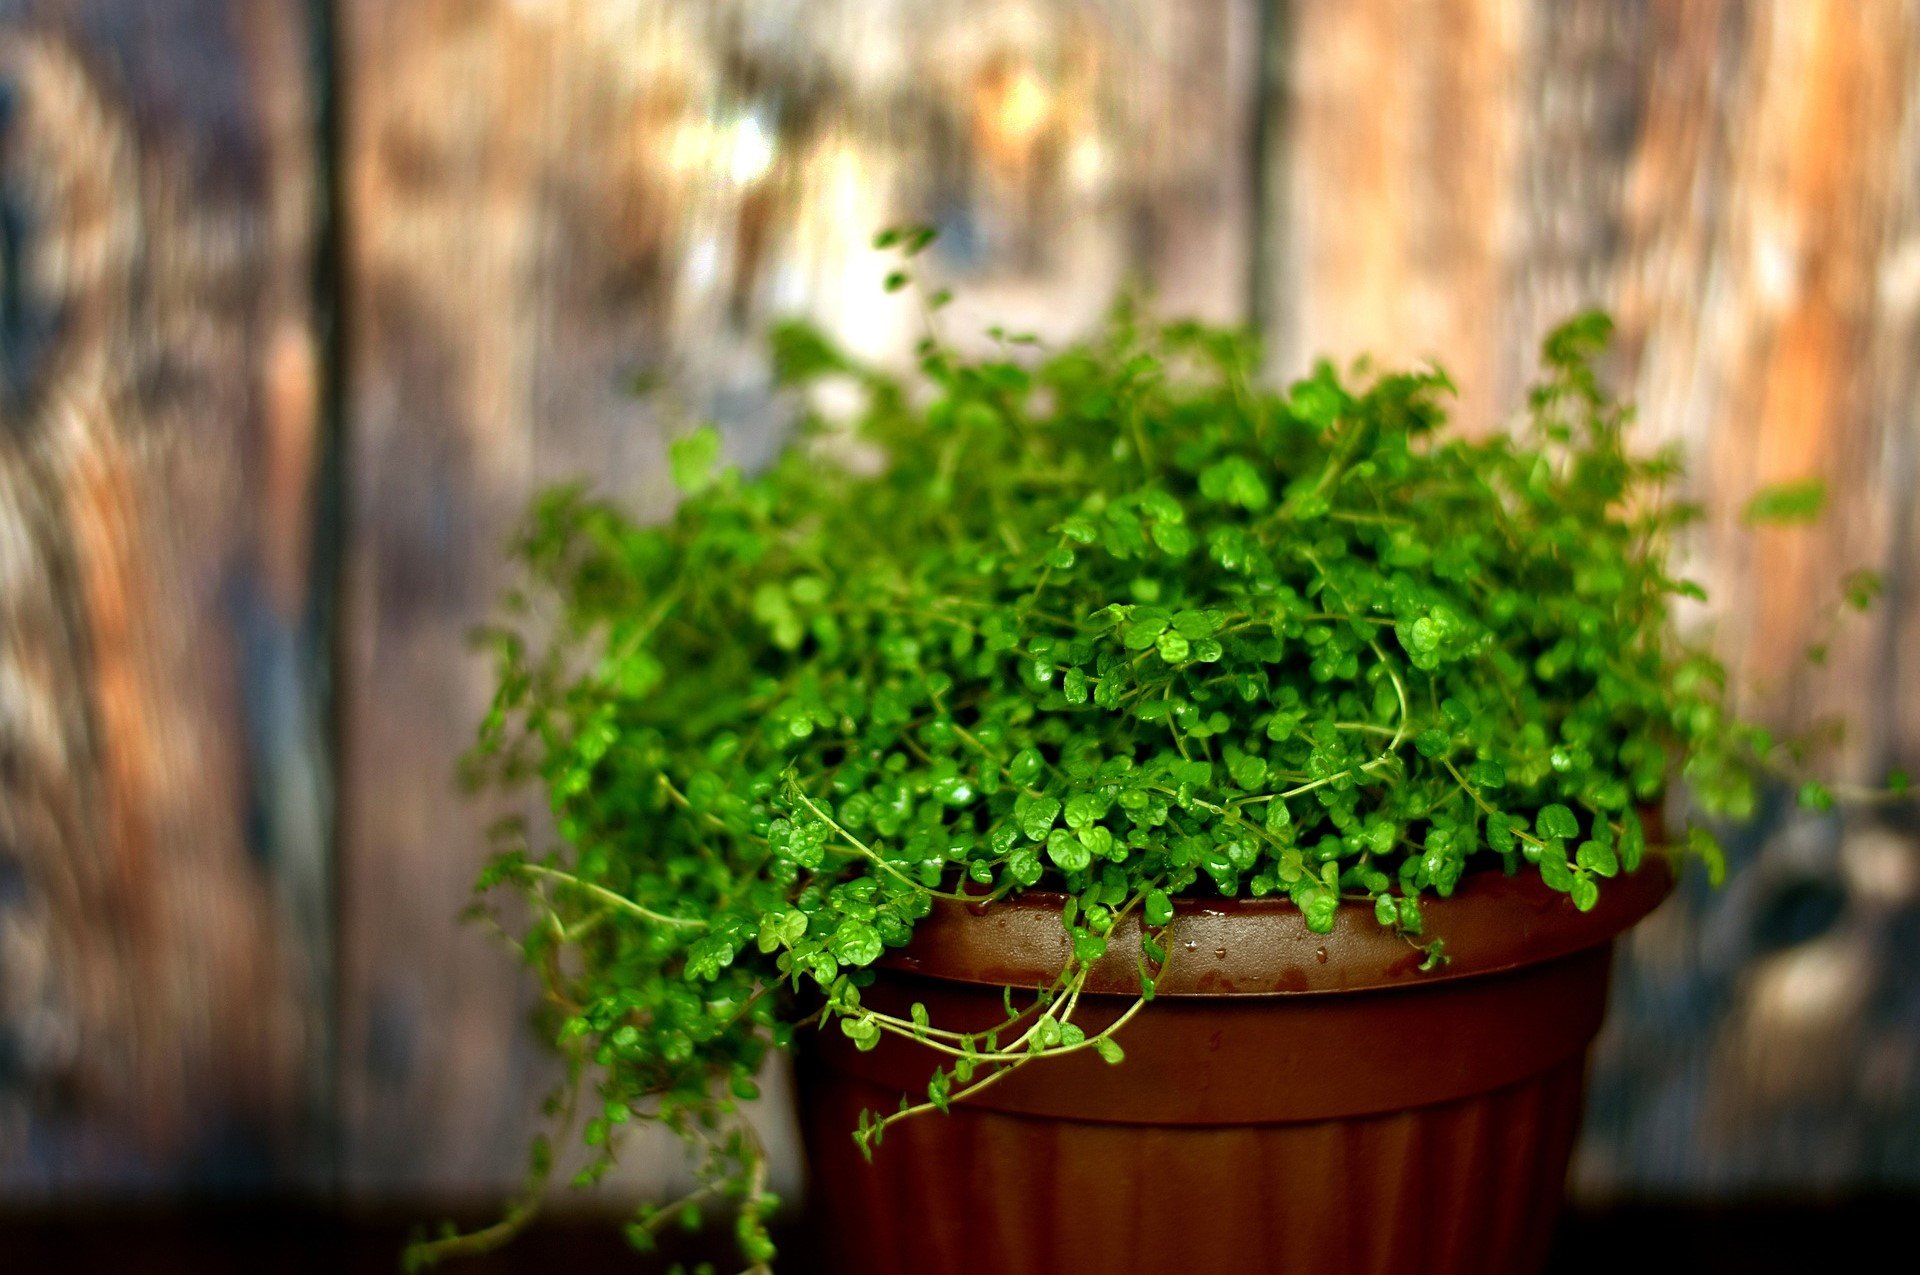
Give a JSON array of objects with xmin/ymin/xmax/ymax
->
[
  {"xmin": 1743, "ymin": 477, "xmax": 1829, "ymax": 524},
  {"xmin": 453, "ymin": 279, "xmax": 1855, "ymax": 1269}
]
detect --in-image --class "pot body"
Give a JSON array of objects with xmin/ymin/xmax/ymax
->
[{"xmin": 797, "ymin": 862, "xmax": 1672, "ymax": 1275}]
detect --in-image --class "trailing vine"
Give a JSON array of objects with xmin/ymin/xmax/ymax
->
[{"xmin": 408, "ymin": 235, "xmax": 1896, "ymax": 1271}]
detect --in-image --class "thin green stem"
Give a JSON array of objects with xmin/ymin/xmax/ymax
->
[{"xmin": 518, "ymin": 863, "xmax": 708, "ymax": 929}]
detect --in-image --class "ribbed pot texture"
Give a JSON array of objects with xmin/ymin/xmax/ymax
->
[{"xmin": 796, "ymin": 859, "xmax": 1673, "ymax": 1275}]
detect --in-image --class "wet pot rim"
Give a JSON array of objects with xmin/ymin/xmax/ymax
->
[{"xmin": 880, "ymin": 854, "xmax": 1675, "ymax": 999}]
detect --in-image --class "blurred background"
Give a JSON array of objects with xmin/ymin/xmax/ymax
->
[{"xmin": 0, "ymin": 0, "xmax": 1916, "ymax": 1269}]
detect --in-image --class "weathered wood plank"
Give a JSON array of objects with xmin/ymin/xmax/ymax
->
[
  {"xmin": 1583, "ymin": 0, "xmax": 1920, "ymax": 1196},
  {"xmin": 0, "ymin": 0, "xmax": 327, "ymax": 1192},
  {"xmin": 335, "ymin": 0, "xmax": 1258, "ymax": 1198},
  {"xmin": 1265, "ymin": 0, "xmax": 1920, "ymax": 1193},
  {"xmin": 1267, "ymin": 0, "xmax": 1530, "ymax": 425},
  {"xmin": 1615, "ymin": 0, "xmax": 1918, "ymax": 740},
  {"xmin": 1272, "ymin": 0, "xmax": 1917, "ymax": 749}
]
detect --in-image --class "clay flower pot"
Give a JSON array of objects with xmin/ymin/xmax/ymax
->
[{"xmin": 797, "ymin": 860, "xmax": 1673, "ymax": 1275}]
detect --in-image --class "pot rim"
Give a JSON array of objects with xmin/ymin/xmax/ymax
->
[{"xmin": 880, "ymin": 854, "xmax": 1676, "ymax": 997}]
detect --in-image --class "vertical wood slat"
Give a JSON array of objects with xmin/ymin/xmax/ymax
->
[
  {"xmin": 334, "ymin": 0, "xmax": 1259, "ymax": 1197},
  {"xmin": 1590, "ymin": 0, "xmax": 1920, "ymax": 1194},
  {"xmin": 1269, "ymin": 0, "xmax": 1920, "ymax": 750},
  {"xmin": 1269, "ymin": 0, "xmax": 1529, "ymax": 427},
  {"xmin": 1620, "ymin": 0, "xmax": 1919, "ymax": 742},
  {"xmin": 1266, "ymin": 0, "xmax": 1920, "ymax": 1192},
  {"xmin": 0, "ymin": 0, "xmax": 328, "ymax": 1191}
]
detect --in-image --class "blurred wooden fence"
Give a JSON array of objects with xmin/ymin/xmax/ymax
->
[{"xmin": 1, "ymin": 0, "xmax": 1916, "ymax": 1205}]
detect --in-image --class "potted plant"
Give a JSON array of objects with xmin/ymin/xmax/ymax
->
[{"xmin": 410, "ymin": 245, "xmax": 1882, "ymax": 1274}]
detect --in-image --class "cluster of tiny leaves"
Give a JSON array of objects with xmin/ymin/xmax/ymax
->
[{"xmin": 426, "ymin": 256, "xmax": 1880, "ymax": 1271}]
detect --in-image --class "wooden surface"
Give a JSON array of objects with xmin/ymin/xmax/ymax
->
[
  {"xmin": 1, "ymin": 0, "xmax": 1917, "ymax": 1207},
  {"xmin": 0, "ymin": 1, "xmax": 328, "ymax": 1191},
  {"xmin": 332, "ymin": 0, "xmax": 1260, "ymax": 1198},
  {"xmin": 1274, "ymin": 0, "xmax": 1920, "ymax": 1195}
]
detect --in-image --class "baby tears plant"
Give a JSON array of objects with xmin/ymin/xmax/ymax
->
[{"xmin": 409, "ymin": 240, "xmax": 1894, "ymax": 1271}]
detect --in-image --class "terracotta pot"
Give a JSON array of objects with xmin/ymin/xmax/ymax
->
[{"xmin": 797, "ymin": 859, "xmax": 1673, "ymax": 1275}]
